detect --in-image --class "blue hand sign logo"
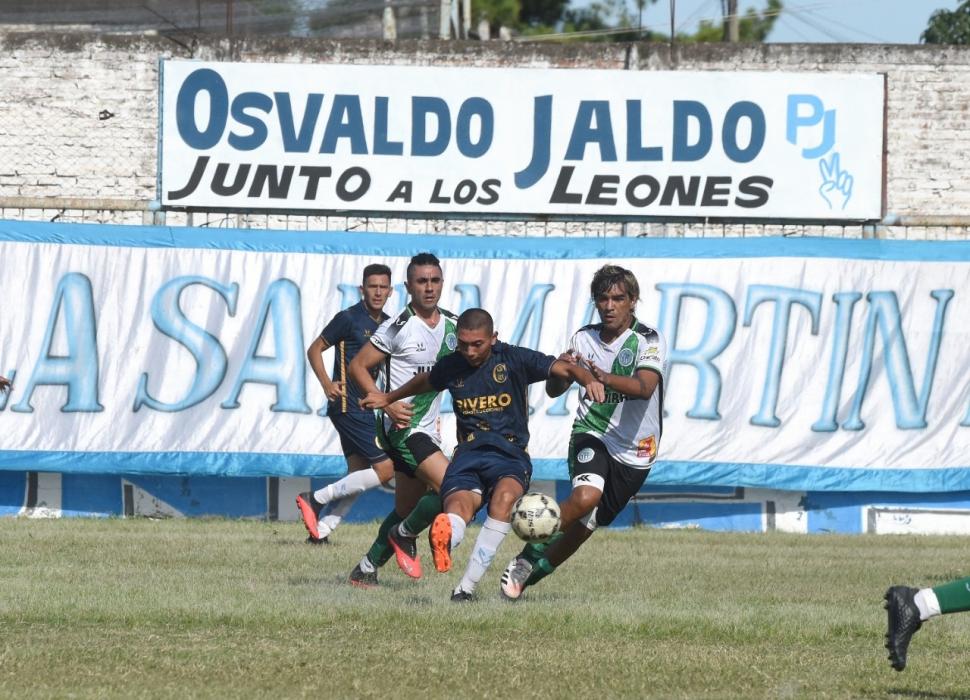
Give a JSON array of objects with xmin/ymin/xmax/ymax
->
[
  {"xmin": 818, "ymin": 152, "xmax": 853, "ymax": 210},
  {"xmin": 786, "ymin": 94, "xmax": 855, "ymax": 211}
]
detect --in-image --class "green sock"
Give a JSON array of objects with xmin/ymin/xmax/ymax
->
[
  {"xmin": 525, "ymin": 557, "xmax": 556, "ymax": 587},
  {"xmin": 400, "ymin": 491, "xmax": 442, "ymax": 536},
  {"xmin": 366, "ymin": 510, "xmax": 404, "ymax": 568},
  {"xmin": 519, "ymin": 532, "xmax": 563, "ymax": 564},
  {"xmin": 932, "ymin": 576, "xmax": 970, "ymax": 614}
]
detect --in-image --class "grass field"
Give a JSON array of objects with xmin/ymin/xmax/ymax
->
[{"xmin": 1, "ymin": 518, "xmax": 969, "ymax": 699}]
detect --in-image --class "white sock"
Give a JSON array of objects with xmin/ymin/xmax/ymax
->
[
  {"xmin": 458, "ymin": 516, "xmax": 511, "ymax": 594},
  {"xmin": 314, "ymin": 468, "xmax": 382, "ymax": 505},
  {"xmin": 318, "ymin": 493, "xmax": 360, "ymax": 538},
  {"xmin": 358, "ymin": 555, "xmax": 376, "ymax": 574},
  {"xmin": 448, "ymin": 513, "xmax": 467, "ymax": 549},
  {"xmin": 914, "ymin": 588, "xmax": 942, "ymax": 621}
]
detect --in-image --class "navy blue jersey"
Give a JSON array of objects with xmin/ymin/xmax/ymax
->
[
  {"xmin": 319, "ymin": 301, "xmax": 388, "ymax": 415},
  {"xmin": 429, "ymin": 341, "xmax": 556, "ymax": 458}
]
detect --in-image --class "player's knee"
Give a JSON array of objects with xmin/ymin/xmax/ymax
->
[
  {"xmin": 568, "ymin": 487, "xmax": 602, "ymax": 516},
  {"xmin": 372, "ymin": 459, "xmax": 394, "ymax": 483},
  {"xmin": 488, "ymin": 490, "xmax": 519, "ymax": 521}
]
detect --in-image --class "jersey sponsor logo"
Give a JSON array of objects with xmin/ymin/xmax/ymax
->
[
  {"xmin": 492, "ymin": 363, "xmax": 508, "ymax": 383},
  {"xmin": 413, "ymin": 365, "xmax": 435, "ymax": 375},
  {"xmin": 637, "ymin": 435, "xmax": 657, "ymax": 460},
  {"xmin": 454, "ymin": 393, "xmax": 512, "ymax": 414},
  {"xmin": 445, "ymin": 332, "xmax": 457, "ymax": 351},
  {"xmin": 363, "ymin": 329, "xmax": 372, "ymax": 337},
  {"xmin": 576, "ymin": 447, "xmax": 595, "ymax": 463},
  {"xmin": 415, "ymin": 341, "xmax": 427, "ymax": 352},
  {"xmin": 617, "ymin": 348, "xmax": 635, "ymax": 367}
]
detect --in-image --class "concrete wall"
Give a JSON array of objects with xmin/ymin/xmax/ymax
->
[{"xmin": 1, "ymin": 33, "xmax": 969, "ymax": 219}]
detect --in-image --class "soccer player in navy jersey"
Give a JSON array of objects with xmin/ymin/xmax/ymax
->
[
  {"xmin": 362, "ymin": 308, "xmax": 604, "ymax": 601},
  {"xmin": 297, "ymin": 264, "xmax": 397, "ymax": 544}
]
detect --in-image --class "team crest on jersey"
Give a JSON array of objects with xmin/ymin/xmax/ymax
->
[
  {"xmin": 576, "ymin": 447, "xmax": 595, "ymax": 463},
  {"xmin": 446, "ymin": 333, "xmax": 457, "ymax": 351},
  {"xmin": 637, "ymin": 436, "xmax": 657, "ymax": 459},
  {"xmin": 492, "ymin": 363, "xmax": 508, "ymax": 383},
  {"xmin": 617, "ymin": 348, "xmax": 635, "ymax": 367}
]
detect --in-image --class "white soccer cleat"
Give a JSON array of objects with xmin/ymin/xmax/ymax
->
[{"xmin": 500, "ymin": 557, "xmax": 533, "ymax": 600}]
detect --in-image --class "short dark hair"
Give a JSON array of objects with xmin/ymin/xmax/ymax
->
[
  {"xmin": 361, "ymin": 263, "xmax": 391, "ymax": 284},
  {"xmin": 457, "ymin": 308, "xmax": 493, "ymax": 335},
  {"xmin": 590, "ymin": 265, "xmax": 640, "ymax": 301},
  {"xmin": 406, "ymin": 252, "xmax": 442, "ymax": 281}
]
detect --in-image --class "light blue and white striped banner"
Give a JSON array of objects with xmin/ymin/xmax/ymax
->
[{"xmin": 0, "ymin": 220, "xmax": 968, "ymax": 492}]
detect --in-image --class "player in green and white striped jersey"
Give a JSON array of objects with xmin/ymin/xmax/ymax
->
[
  {"xmin": 501, "ymin": 264, "xmax": 668, "ymax": 600},
  {"xmin": 346, "ymin": 253, "xmax": 458, "ymax": 586}
]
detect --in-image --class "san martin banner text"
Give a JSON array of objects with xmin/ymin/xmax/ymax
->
[
  {"xmin": 160, "ymin": 61, "xmax": 885, "ymax": 220},
  {"xmin": 1, "ymin": 221, "xmax": 967, "ymax": 492}
]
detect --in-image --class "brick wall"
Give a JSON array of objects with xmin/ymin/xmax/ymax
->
[{"xmin": 0, "ymin": 33, "xmax": 968, "ymax": 221}]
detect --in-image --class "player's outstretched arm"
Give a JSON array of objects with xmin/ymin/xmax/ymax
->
[
  {"xmin": 588, "ymin": 364, "xmax": 659, "ymax": 400},
  {"xmin": 550, "ymin": 360, "xmax": 605, "ymax": 403},
  {"xmin": 307, "ymin": 336, "xmax": 344, "ymax": 401},
  {"xmin": 361, "ymin": 372, "xmax": 434, "ymax": 410},
  {"xmin": 546, "ymin": 350, "xmax": 579, "ymax": 397}
]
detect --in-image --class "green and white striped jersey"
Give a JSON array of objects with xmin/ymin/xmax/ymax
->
[
  {"xmin": 370, "ymin": 305, "xmax": 458, "ymax": 442},
  {"xmin": 570, "ymin": 319, "xmax": 668, "ymax": 468}
]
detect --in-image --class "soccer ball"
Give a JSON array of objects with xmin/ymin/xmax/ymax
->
[{"xmin": 510, "ymin": 492, "xmax": 561, "ymax": 543}]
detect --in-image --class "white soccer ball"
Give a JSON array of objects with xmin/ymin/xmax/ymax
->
[{"xmin": 510, "ymin": 492, "xmax": 561, "ymax": 543}]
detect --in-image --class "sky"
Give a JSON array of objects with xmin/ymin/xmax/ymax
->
[{"xmin": 624, "ymin": 0, "xmax": 962, "ymax": 43}]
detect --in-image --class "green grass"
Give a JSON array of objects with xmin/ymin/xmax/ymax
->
[{"xmin": 1, "ymin": 518, "xmax": 969, "ymax": 699}]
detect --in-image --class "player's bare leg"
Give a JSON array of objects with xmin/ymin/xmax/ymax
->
[{"xmin": 387, "ymin": 452, "xmax": 449, "ymax": 579}]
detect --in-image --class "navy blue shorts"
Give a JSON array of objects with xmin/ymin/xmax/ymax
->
[
  {"xmin": 329, "ymin": 411, "xmax": 387, "ymax": 464},
  {"xmin": 440, "ymin": 446, "xmax": 532, "ymax": 500}
]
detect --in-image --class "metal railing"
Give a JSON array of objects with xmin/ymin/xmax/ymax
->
[{"xmin": 1, "ymin": 196, "xmax": 968, "ymax": 241}]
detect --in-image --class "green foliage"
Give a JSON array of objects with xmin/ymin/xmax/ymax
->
[
  {"xmin": 922, "ymin": 1, "xmax": 970, "ymax": 44},
  {"xmin": 476, "ymin": 0, "xmax": 780, "ymax": 43},
  {"xmin": 3, "ymin": 518, "xmax": 970, "ymax": 697},
  {"xmin": 678, "ymin": 0, "xmax": 782, "ymax": 43}
]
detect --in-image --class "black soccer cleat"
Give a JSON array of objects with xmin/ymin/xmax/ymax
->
[
  {"xmin": 885, "ymin": 586, "xmax": 922, "ymax": 671},
  {"xmin": 450, "ymin": 587, "xmax": 474, "ymax": 602},
  {"xmin": 349, "ymin": 563, "xmax": 379, "ymax": 589},
  {"xmin": 305, "ymin": 535, "xmax": 330, "ymax": 545}
]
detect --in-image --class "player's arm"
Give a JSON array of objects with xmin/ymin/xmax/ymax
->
[
  {"xmin": 306, "ymin": 336, "xmax": 343, "ymax": 402},
  {"xmin": 350, "ymin": 341, "xmax": 414, "ymax": 426},
  {"xmin": 550, "ymin": 359, "xmax": 605, "ymax": 403},
  {"xmin": 588, "ymin": 365, "xmax": 660, "ymax": 400},
  {"xmin": 361, "ymin": 371, "xmax": 435, "ymax": 410},
  {"xmin": 545, "ymin": 350, "xmax": 579, "ymax": 398}
]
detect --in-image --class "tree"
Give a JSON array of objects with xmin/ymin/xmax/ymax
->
[
  {"xmin": 679, "ymin": 0, "xmax": 782, "ymax": 43},
  {"xmin": 922, "ymin": 1, "xmax": 970, "ymax": 44},
  {"xmin": 473, "ymin": 0, "xmax": 781, "ymax": 43}
]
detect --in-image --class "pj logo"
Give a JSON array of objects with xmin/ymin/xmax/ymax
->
[{"xmin": 786, "ymin": 94, "xmax": 853, "ymax": 211}]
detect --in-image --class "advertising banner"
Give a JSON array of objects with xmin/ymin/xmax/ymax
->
[
  {"xmin": 160, "ymin": 61, "xmax": 884, "ymax": 219},
  {"xmin": 1, "ymin": 221, "xmax": 967, "ymax": 492}
]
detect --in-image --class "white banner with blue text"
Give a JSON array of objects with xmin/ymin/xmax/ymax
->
[
  {"xmin": 160, "ymin": 61, "xmax": 884, "ymax": 220},
  {"xmin": 1, "ymin": 221, "xmax": 967, "ymax": 492}
]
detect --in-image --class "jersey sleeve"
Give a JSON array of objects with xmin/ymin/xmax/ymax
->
[
  {"xmin": 512, "ymin": 346, "xmax": 557, "ymax": 384},
  {"xmin": 429, "ymin": 353, "xmax": 464, "ymax": 391},
  {"xmin": 318, "ymin": 310, "xmax": 351, "ymax": 346},
  {"xmin": 636, "ymin": 329, "xmax": 668, "ymax": 381},
  {"xmin": 369, "ymin": 315, "xmax": 399, "ymax": 355}
]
